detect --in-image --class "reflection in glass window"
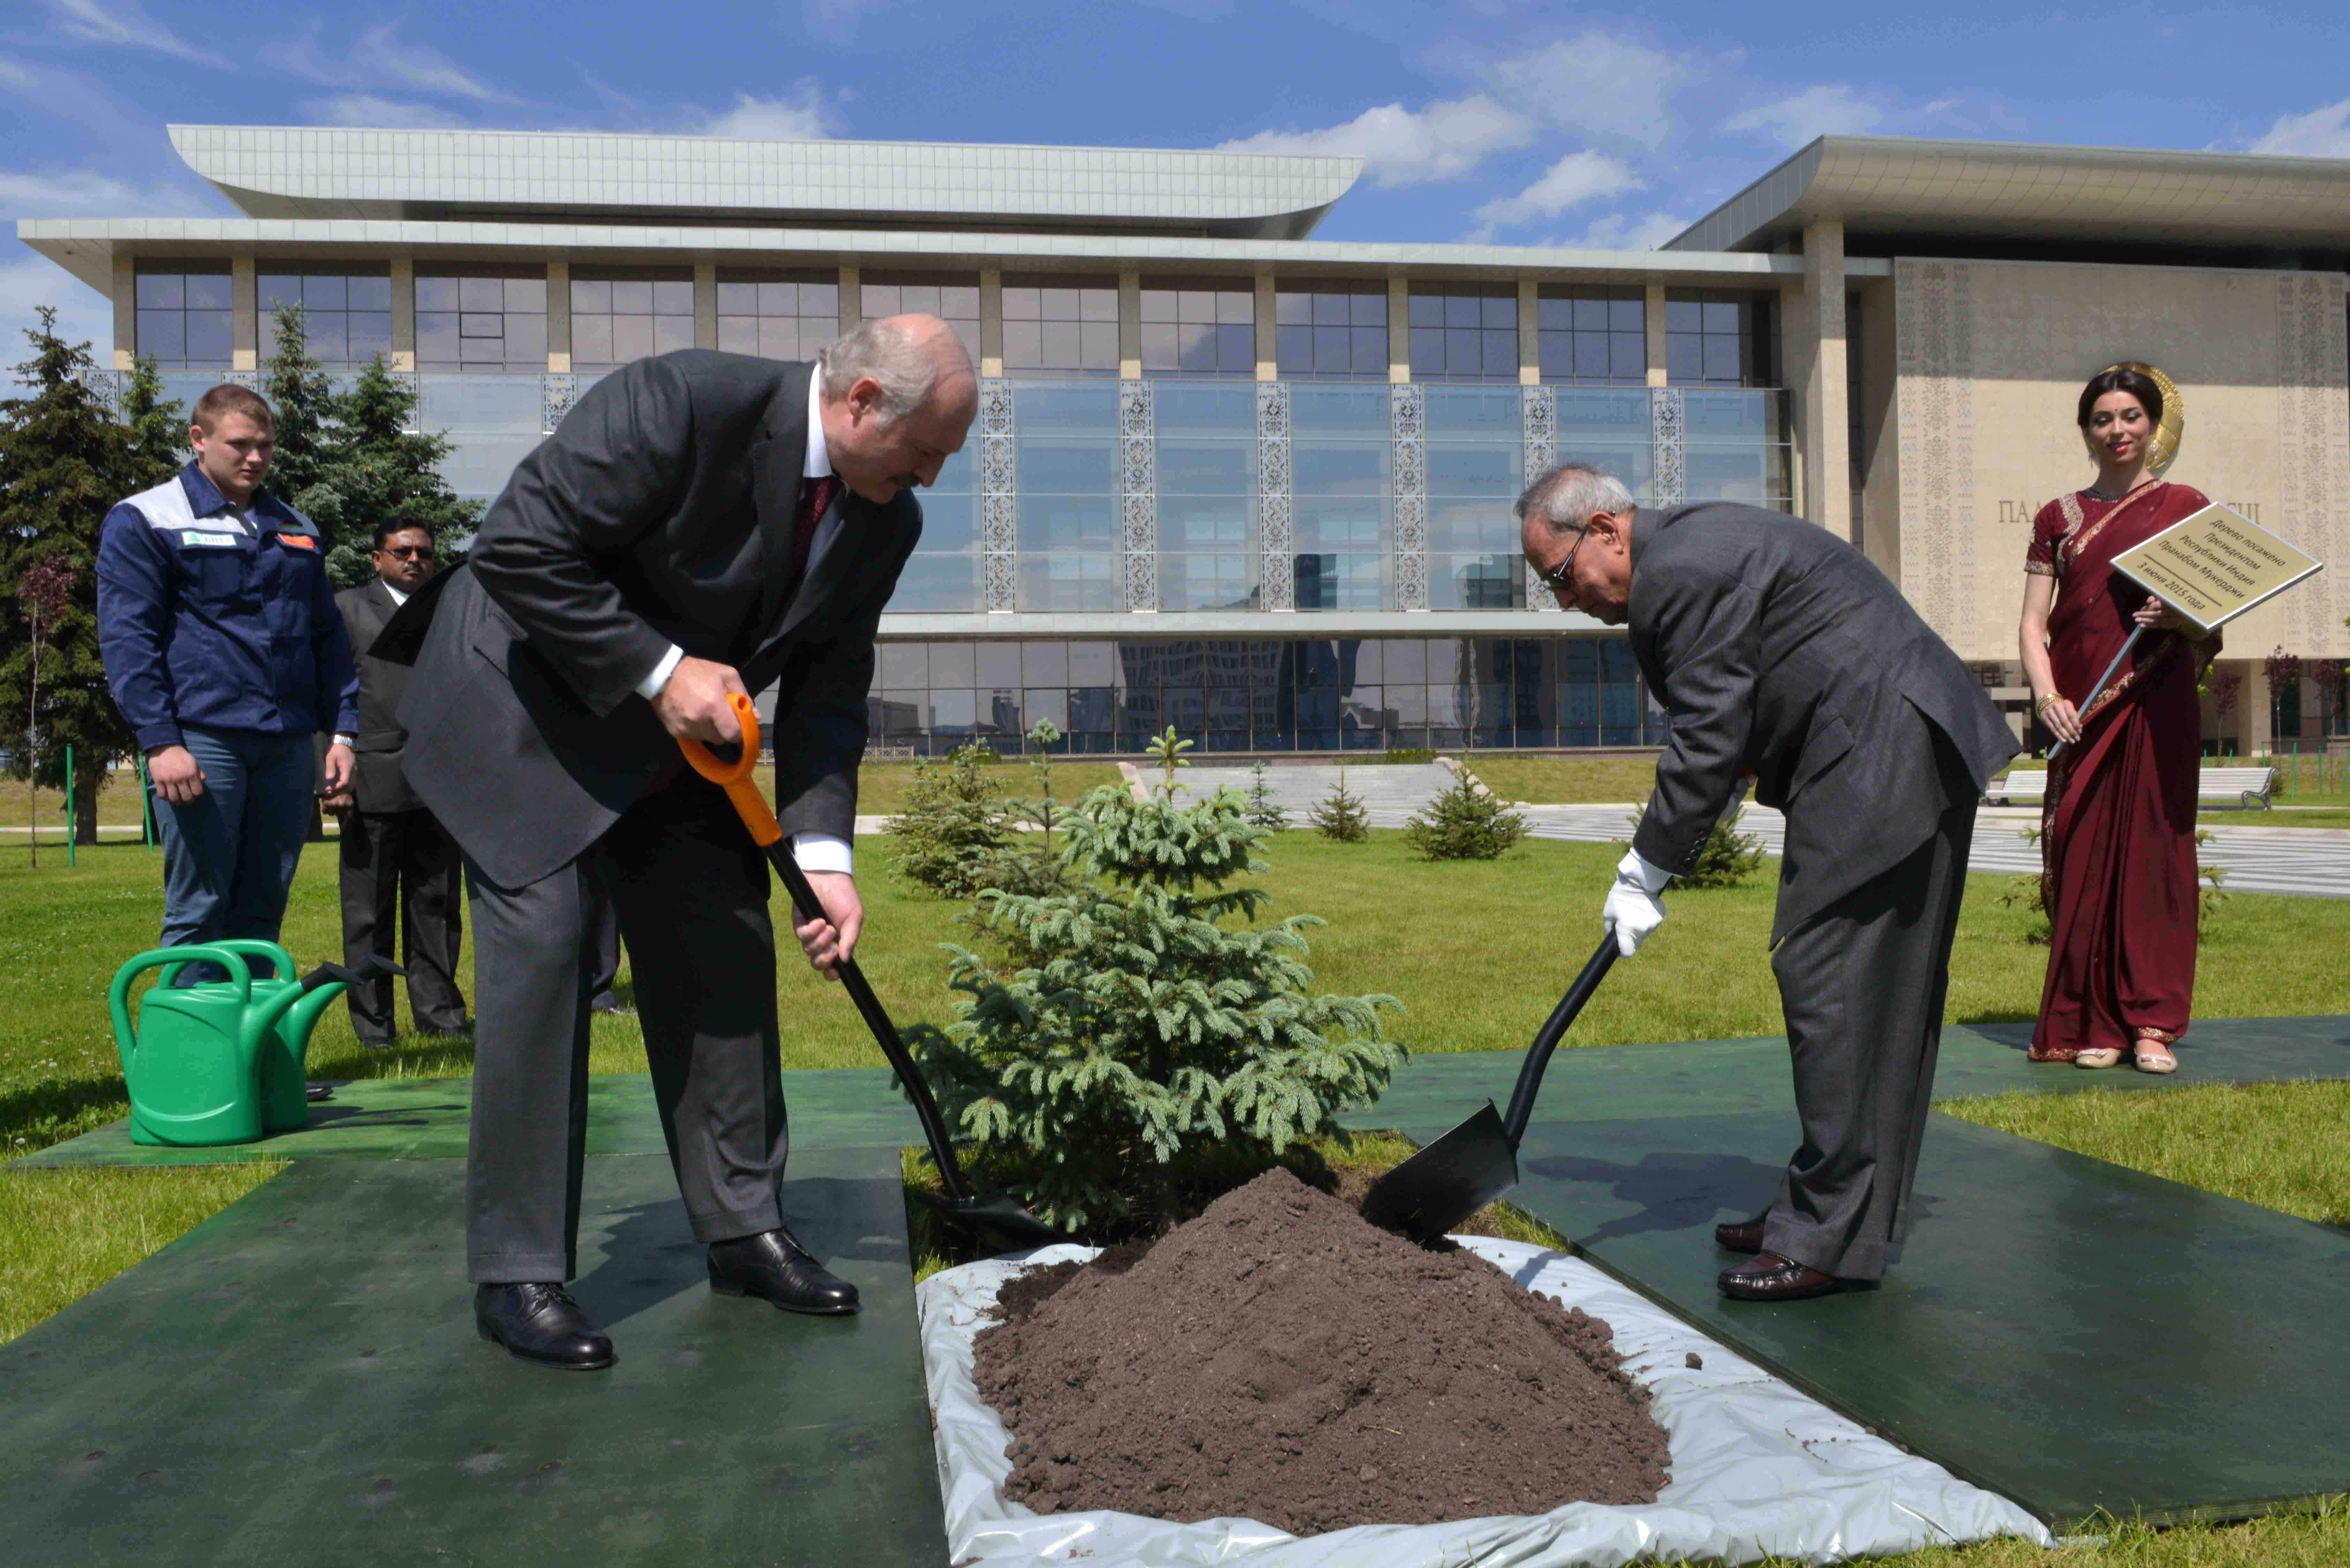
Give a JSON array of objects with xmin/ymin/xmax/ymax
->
[
  {"xmin": 416, "ymin": 269, "xmax": 548, "ymax": 371},
  {"xmin": 1424, "ymin": 387, "xmax": 1525, "ymax": 610},
  {"xmin": 860, "ymin": 274, "xmax": 980, "ymax": 365},
  {"xmin": 572, "ymin": 271, "xmax": 694, "ymax": 371},
  {"xmin": 1665, "ymin": 294, "xmax": 1769, "ymax": 387},
  {"xmin": 1002, "ymin": 277, "xmax": 1118, "ymax": 379},
  {"xmin": 1551, "ymin": 388, "xmax": 1656, "ymax": 502},
  {"xmin": 1273, "ymin": 282, "xmax": 1388, "ymax": 381},
  {"xmin": 1153, "ymin": 383, "xmax": 1258, "ymax": 611},
  {"xmin": 886, "ymin": 445, "xmax": 982, "ymax": 612},
  {"xmin": 1536, "ymin": 289, "xmax": 1644, "ymax": 385},
  {"xmin": 135, "ymin": 263, "xmax": 234, "ymax": 368},
  {"xmin": 1289, "ymin": 384, "xmax": 1392, "ymax": 610},
  {"xmin": 259, "ymin": 268, "xmax": 392, "ymax": 367},
  {"xmin": 717, "ymin": 273, "xmax": 839, "ymax": 362},
  {"xmin": 1139, "ymin": 280, "xmax": 1254, "ymax": 378},
  {"xmin": 1409, "ymin": 285, "xmax": 1519, "ymax": 384},
  {"xmin": 1014, "ymin": 383, "xmax": 1119, "ymax": 610}
]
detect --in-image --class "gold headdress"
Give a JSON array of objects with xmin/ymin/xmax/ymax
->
[{"xmin": 2101, "ymin": 361, "xmax": 2184, "ymax": 476}]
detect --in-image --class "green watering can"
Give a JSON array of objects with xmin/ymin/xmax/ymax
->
[{"xmin": 108, "ymin": 941, "xmax": 362, "ymax": 1146}]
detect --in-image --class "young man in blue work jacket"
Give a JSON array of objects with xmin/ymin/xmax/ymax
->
[{"xmin": 96, "ymin": 383, "xmax": 361, "ymax": 970}]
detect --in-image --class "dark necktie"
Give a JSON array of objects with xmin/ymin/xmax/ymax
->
[{"xmin": 792, "ymin": 474, "xmax": 841, "ymax": 588}]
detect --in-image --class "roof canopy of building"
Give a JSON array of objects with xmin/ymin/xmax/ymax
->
[
  {"xmin": 167, "ymin": 124, "xmax": 1362, "ymax": 240},
  {"xmin": 1669, "ymin": 136, "xmax": 2350, "ymax": 266}
]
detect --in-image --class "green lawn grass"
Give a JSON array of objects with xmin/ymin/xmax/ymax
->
[
  {"xmin": 1458, "ymin": 752, "xmax": 1657, "ymax": 803},
  {"xmin": 2200, "ymin": 808, "xmax": 2350, "ymax": 830}
]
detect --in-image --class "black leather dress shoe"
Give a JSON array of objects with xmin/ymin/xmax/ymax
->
[
  {"xmin": 708, "ymin": 1227, "xmax": 860, "ymax": 1315},
  {"xmin": 474, "ymin": 1283, "xmax": 616, "ymax": 1370},
  {"xmin": 1713, "ymin": 1213, "xmax": 1768, "ymax": 1254},
  {"xmin": 1718, "ymin": 1251, "xmax": 1871, "ymax": 1302}
]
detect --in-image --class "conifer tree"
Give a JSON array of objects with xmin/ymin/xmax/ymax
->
[
  {"xmin": 1306, "ymin": 758, "xmax": 1369, "ymax": 843},
  {"xmin": 907, "ymin": 765, "xmax": 1405, "ymax": 1233},
  {"xmin": 316, "ymin": 355, "xmax": 478, "ymax": 587},
  {"xmin": 883, "ymin": 741, "xmax": 1016, "ymax": 897},
  {"xmin": 1405, "ymin": 773, "xmax": 1529, "ymax": 860},
  {"xmin": 1244, "ymin": 759, "xmax": 1291, "ymax": 831},
  {"xmin": 0, "ymin": 311, "xmax": 148, "ymax": 841}
]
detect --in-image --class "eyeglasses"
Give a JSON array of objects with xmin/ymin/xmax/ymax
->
[
  {"xmin": 1538, "ymin": 529, "xmax": 1587, "ymax": 592},
  {"xmin": 377, "ymin": 545, "xmax": 435, "ymax": 561}
]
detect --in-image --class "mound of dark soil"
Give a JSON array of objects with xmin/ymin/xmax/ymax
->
[{"xmin": 971, "ymin": 1168, "xmax": 1671, "ymax": 1535}]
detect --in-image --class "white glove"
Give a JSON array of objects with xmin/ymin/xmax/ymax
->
[{"xmin": 1602, "ymin": 847, "xmax": 1671, "ymax": 957}]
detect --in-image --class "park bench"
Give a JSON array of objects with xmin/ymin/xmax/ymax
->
[{"xmin": 1990, "ymin": 764, "xmax": 2277, "ymax": 809}]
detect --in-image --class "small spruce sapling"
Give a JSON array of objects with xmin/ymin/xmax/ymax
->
[
  {"xmin": 1244, "ymin": 760, "xmax": 1291, "ymax": 831},
  {"xmin": 1307, "ymin": 758, "xmax": 1370, "ymax": 843},
  {"xmin": 1620, "ymin": 799, "xmax": 1763, "ymax": 889},
  {"xmin": 904, "ymin": 754, "xmax": 1405, "ymax": 1234},
  {"xmin": 1404, "ymin": 772, "xmax": 1528, "ymax": 861},
  {"xmin": 882, "ymin": 741, "xmax": 1014, "ymax": 898}
]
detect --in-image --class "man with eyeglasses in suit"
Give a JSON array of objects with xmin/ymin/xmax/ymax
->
[{"xmin": 325, "ymin": 518, "xmax": 469, "ymax": 1044}]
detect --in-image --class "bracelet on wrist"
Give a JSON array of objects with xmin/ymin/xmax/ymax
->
[{"xmin": 2034, "ymin": 694, "xmax": 2060, "ymax": 716}]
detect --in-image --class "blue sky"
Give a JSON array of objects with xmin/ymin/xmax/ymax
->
[{"xmin": 6, "ymin": 0, "xmax": 2350, "ymax": 366}]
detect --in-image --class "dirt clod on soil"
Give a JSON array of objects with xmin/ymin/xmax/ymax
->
[{"xmin": 972, "ymin": 1169, "xmax": 1672, "ymax": 1535}]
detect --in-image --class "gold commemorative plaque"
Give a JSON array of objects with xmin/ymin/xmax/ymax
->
[{"xmin": 2108, "ymin": 503, "xmax": 2323, "ymax": 632}]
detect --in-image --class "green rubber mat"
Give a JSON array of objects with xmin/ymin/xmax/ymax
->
[
  {"xmin": 1472, "ymin": 1107, "xmax": 2350, "ymax": 1531},
  {"xmin": 0, "ymin": 1145, "xmax": 949, "ymax": 1566}
]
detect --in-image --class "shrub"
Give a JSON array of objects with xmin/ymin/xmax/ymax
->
[
  {"xmin": 1306, "ymin": 760, "xmax": 1370, "ymax": 843},
  {"xmin": 882, "ymin": 742, "xmax": 1014, "ymax": 898},
  {"xmin": 1619, "ymin": 801, "xmax": 1765, "ymax": 889},
  {"xmin": 1385, "ymin": 746, "xmax": 1435, "ymax": 765},
  {"xmin": 904, "ymin": 768, "xmax": 1405, "ymax": 1234},
  {"xmin": 1244, "ymin": 760, "xmax": 1291, "ymax": 831},
  {"xmin": 1404, "ymin": 775, "xmax": 1529, "ymax": 861}
]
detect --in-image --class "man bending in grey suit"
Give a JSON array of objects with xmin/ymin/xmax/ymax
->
[
  {"xmin": 1520, "ymin": 464, "xmax": 2017, "ymax": 1301},
  {"xmin": 394, "ymin": 319, "xmax": 976, "ymax": 1368}
]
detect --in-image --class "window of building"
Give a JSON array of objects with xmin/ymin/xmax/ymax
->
[
  {"xmin": 1665, "ymin": 294, "xmax": 1770, "ymax": 387},
  {"xmin": 1002, "ymin": 277, "xmax": 1118, "ymax": 379},
  {"xmin": 716, "ymin": 273, "xmax": 838, "ymax": 362},
  {"xmin": 1289, "ymin": 383, "xmax": 1392, "ymax": 610},
  {"xmin": 571, "ymin": 270, "xmax": 694, "ymax": 370},
  {"xmin": 1537, "ymin": 289, "xmax": 1644, "ymax": 385},
  {"xmin": 1409, "ymin": 284, "xmax": 1519, "ymax": 383},
  {"xmin": 1424, "ymin": 387, "xmax": 1525, "ymax": 610},
  {"xmin": 1273, "ymin": 282, "xmax": 1387, "ymax": 381},
  {"xmin": 134, "ymin": 262, "xmax": 234, "ymax": 368},
  {"xmin": 1139, "ymin": 279, "xmax": 1254, "ymax": 378},
  {"xmin": 886, "ymin": 445, "xmax": 982, "ymax": 612},
  {"xmin": 860, "ymin": 274, "xmax": 979, "ymax": 365},
  {"xmin": 1014, "ymin": 383, "xmax": 1120, "ymax": 609},
  {"xmin": 258, "ymin": 267, "xmax": 392, "ymax": 367},
  {"xmin": 416, "ymin": 268, "xmax": 547, "ymax": 371},
  {"xmin": 1153, "ymin": 382, "xmax": 1258, "ymax": 610}
]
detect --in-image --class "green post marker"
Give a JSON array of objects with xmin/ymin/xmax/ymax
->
[
  {"xmin": 137, "ymin": 751, "xmax": 154, "ymax": 849},
  {"xmin": 64, "ymin": 744, "xmax": 74, "ymax": 867}
]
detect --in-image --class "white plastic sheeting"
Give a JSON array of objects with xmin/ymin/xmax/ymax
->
[{"xmin": 919, "ymin": 1237, "xmax": 2051, "ymax": 1567}]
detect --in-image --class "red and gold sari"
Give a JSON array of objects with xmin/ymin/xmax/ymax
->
[{"xmin": 2025, "ymin": 481, "xmax": 2220, "ymax": 1061}]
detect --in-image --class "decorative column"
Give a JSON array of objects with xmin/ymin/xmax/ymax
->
[
  {"xmin": 1643, "ymin": 282, "xmax": 1667, "ymax": 388},
  {"xmin": 1257, "ymin": 380, "xmax": 1292, "ymax": 611},
  {"xmin": 1386, "ymin": 276, "xmax": 1410, "ymax": 384},
  {"xmin": 1253, "ymin": 268, "xmax": 1277, "ymax": 381},
  {"xmin": 1117, "ymin": 272, "xmax": 1141, "ymax": 382},
  {"xmin": 1517, "ymin": 279, "xmax": 1539, "ymax": 386},
  {"xmin": 978, "ymin": 268, "xmax": 1004, "ymax": 379},
  {"xmin": 979, "ymin": 378, "xmax": 1017, "ymax": 612},
  {"xmin": 389, "ymin": 258, "xmax": 416, "ymax": 372},
  {"xmin": 1119, "ymin": 378, "xmax": 1156, "ymax": 612},
  {"xmin": 542, "ymin": 372, "xmax": 577, "ymax": 435},
  {"xmin": 1391, "ymin": 382, "xmax": 1426, "ymax": 610},
  {"xmin": 1650, "ymin": 387, "xmax": 1685, "ymax": 505},
  {"xmin": 693, "ymin": 262, "xmax": 718, "ymax": 351},
  {"xmin": 836, "ymin": 265, "xmax": 860, "ymax": 335},
  {"xmin": 231, "ymin": 254, "xmax": 257, "ymax": 371},
  {"xmin": 1523, "ymin": 385, "xmax": 1557, "ymax": 610},
  {"xmin": 1799, "ymin": 217, "xmax": 1851, "ymax": 538},
  {"xmin": 545, "ymin": 259, "xmax": 572, "ymax": 372},
  {"xmin": 111, "ymin": 253, "xmax": 134, "ymax": 370}
]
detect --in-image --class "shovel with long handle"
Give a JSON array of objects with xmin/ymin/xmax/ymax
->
[
  {"xmin": 677, "ymin": 691, "xmax": 1059, "ymax": 1252},
  {"xmin": 1361, "ymin": 933, "xmax": 1619, "ymax": 1245}
]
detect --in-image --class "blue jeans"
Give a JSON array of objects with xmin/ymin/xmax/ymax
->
[{"xmin": 153, "ymin": 727, "xmax": 316, "ymax": 981}]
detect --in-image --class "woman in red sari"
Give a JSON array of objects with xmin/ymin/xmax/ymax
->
[{"xmin": 2019, "ymin": 367, "xmax": 2218, "ymax": 1071}]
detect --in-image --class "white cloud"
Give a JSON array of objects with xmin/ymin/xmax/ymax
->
[
  {"xmin": 1484, "ymin": 32, "xmax": 1690, "ymax": 149},
  {"xmin": 46, "ymin": 0, "xmax": 225, "ymax": 67},
  {"xmin": 698, "ymin": 87, "xmax": 834, "ymax": 140},
  {"xmin": 2251, "ymin": 98, "xmax": 2350, "ymax": 158},
  {"xmin": 805, "ymin": 0, "xmax": 878, "ymax": 43},
  {"xmin": 1474, "ymin": 149, "xmax": 1641, "ymax": 226},
  {"xmin": 1219, "ymin": 95, "xmax": 1535, "ymax": 187},
  {"xmin": 366, "ymin": 29, "xmax": 524, "ymax": 105},
  {"xmin": 1569, "ymin": 210, "xmax": 1690, "ymax": 251},
  {"xmin": 0, "ymin": 167, "xmax": 212, "ymax": 217},
  {"xmin": 1725, "ymin": 84, "xmax": 1882, "ymax": 149},
  {"xmin": 308, "ymin": 94, "xmax": 471, "ymax": 131}
]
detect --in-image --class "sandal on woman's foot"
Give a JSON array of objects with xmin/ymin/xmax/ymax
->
[
  {"xmin": 2027, "ymin": 1044, "xmax": 2078, "ymax": 1063},
  {"xmin": 2074, "ymin": 1048, "xmax": 2124, "ymax": 1069},
  {"xmin": 2133, "ymin": 1046, "xmax": 2178, "ymax": 1074}
]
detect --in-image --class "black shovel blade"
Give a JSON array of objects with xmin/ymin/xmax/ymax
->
[
  {"xmin": 914, "ymin": 1188, "xmax": 1065, "ymax": 1252},
  {"xmin": 1360, "ymin": 1100, "xmax": 1520, "ymax": 1246}
]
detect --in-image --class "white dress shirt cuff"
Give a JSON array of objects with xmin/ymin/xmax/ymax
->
[
  {"xmin": 791, "ymin": 833, "xmax": 853, "ymax": 876},
  {"xmin": 331, "ymin": 734, "xmax": 355, "ymax": 749},
  {"xmin": 633, "ymin": 644, "xmax": 686, "ymax": 700},
  {"xmin": 1617, "ymin": 846, "xmax": 1674, "ymax": 893}
]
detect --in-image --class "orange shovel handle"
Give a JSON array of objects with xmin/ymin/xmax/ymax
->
[{"xmin": 676, "ymin": 691, "xmax": 782, "ymax": 848}]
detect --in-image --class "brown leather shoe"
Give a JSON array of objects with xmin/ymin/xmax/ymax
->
[
  {"xmin": 1717, "ymin": 1251, "xmax": 1869, "ymax": 1302},
  {"xmin": 1713, "ymin": 1213, "xmax": 1767, "ymax": 1254}
]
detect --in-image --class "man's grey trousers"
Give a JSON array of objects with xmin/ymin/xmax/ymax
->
[
  {"xmin": 1759, "ymin": 791, "xmax": 1977, "ymax": 1282},
  {"xmin": 462, "ymin": 778, "xmax": 788, "ymax": 1285}
]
